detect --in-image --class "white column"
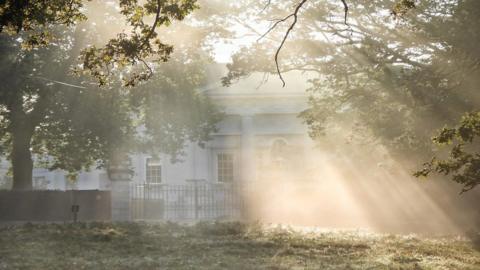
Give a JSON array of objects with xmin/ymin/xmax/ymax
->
[{"xmin": 241, "ymin": 114, "xmax": 256, "ymax": 183}]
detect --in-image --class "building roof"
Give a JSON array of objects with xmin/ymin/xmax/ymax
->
[
  {"xmin": 200, "ymin": 64, "xmax": 313, "ymax": 99},
  {"xmin": 199, "ymin": 65, "xmax": 313, "ymax": 115}
]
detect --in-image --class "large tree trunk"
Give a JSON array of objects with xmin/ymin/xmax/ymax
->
[{"xmin": 11, "ymin": 129, "xmax": 34, "ymax": 190}]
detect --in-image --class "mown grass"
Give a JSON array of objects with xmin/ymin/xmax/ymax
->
[{"xmin": 0, "ymin": 222, "xmax": 478, "ymax": 269}]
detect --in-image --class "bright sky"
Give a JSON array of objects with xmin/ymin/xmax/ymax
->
[
  {"xmin": 211, "ymin": 35, "xmax": 259, "ymax": 63},
  {"xmin": 212, "ymin": 42, "xmax": 241, "ymax": 63},
  {"xmin": 210, "ymin": 21, "xmax": 269, "ymax": 63}
]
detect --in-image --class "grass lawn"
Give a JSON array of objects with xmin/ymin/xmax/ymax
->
[{"xmin": 0, "ymin": 222, "xmax": 479, "ymax": 270}]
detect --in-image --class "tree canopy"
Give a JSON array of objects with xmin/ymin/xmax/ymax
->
[
  {"xmin": 415, "ymin": 112, "xmax": 480, "ymax": 193},
  {"xmin": 0, "ymin": 1, "xmax": 221, "ymax": 190},
  {"xmin": 218, "ymin": 0, "xmax": 480, "ymax": 192},
  {"xmin": 1, "ymin": 0, "xmax": 479, "ymax": 193},
  {"xmin": 0, "ymin": 0, "xmax": 198, "ymax": 86}
]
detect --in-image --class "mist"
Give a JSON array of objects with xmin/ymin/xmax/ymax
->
[
  {"xmin": 242, "ymin": 129, "xmax": 480, "ymax": 234},
  {"xmin": 1, "ymin": 0, "xmax": 479, "ymax": 235},
  {"xmin": 1, "ymin": 0, "xmax": 480, "ymax": 268}
]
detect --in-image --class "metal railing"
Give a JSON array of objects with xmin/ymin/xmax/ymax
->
[{"xmin": 130, "ymin": 183, "xmax": 245, "ymax": 221}]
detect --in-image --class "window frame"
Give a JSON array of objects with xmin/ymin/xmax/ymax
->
[
  {"xmin": 270, "ymin": 138, "xmax": 289, "ymax": 165},
  {"xmin": 215, "ymin": 151, "xmax": 235, "ymax": 183},
  {"xmin": 33, "ymin": 176, "xmax": 49, "ymax": 190},
  {"xmin": 145, "ymin": 157, "xmax": 162, "ymax": 184}
]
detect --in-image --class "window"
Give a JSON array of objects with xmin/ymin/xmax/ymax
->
[
  {"xmin": 271, "ymin": 139, "xmax": 289, "ymax": 165},
  {"xmin": 146, "ymin": 158, "xmax": 162, "ymax": 183},
  {"xmin": 217, "ymin": 153, "xmax": 234, "ymax": 182},
  {"xmin": 99, "ymin": 172, "xmax": 110, "ymax": 190},
  {"xmin": 65, "ymin": 175, "xmax": 78, "ymax": 190},
  {"xmin": 33, "ymin": 176, "xmax": 49, "ymax": 190}
]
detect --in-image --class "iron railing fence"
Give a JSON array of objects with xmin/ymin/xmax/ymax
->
[{"xmin": 130, "ymin": 183, "xmax": 246, "ymax": 221}]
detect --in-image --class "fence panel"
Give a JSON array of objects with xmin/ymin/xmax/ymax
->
[{"xmin": 130, "ymin": 183, "xmax": 245, "ymax": 221}]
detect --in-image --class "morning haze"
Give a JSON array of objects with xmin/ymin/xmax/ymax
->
[{"xmin": 0, "ymin": 0, "xmax": 479, "ymax": 269}]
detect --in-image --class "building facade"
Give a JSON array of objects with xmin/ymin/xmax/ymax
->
[{"xmin": 0, "ymin": 72, "xmax": 316, "ymax": 190}]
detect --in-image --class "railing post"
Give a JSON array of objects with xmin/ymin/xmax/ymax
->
[
  {"xmin": 186, "ymin": 179, "xmax": 205, "ymax": 220},
  {"xmin": 239, "ymin": 184, "xmax": 249, "ymax": 221},
  {"xmin": 194, "ymin": 184, "xmax": 199, "ymax": 220}
]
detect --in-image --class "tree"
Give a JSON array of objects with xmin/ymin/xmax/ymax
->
[
  {"xmin": 0, "ymin": 1, "xmax": 222, "ymax": 190},
  {"xmin": 415, "ymin": 112, "xmax": 480, "ymax": 193},
  {"xmin": 0, "ymin": 0, "xmax": 198, "ymax": 86},
  {"xmin": 218, "ymin": 0, "xmax": 480, "ymax": 192}
]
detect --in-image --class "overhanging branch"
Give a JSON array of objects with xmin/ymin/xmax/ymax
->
[{"xmin": 258, "ymin": 0, "xmax": 349, "ymax": 87}]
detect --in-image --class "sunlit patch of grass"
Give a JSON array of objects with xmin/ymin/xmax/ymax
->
[{"xmin": 0, "ymin": 222, "xmax": 478, "ymax": 269}]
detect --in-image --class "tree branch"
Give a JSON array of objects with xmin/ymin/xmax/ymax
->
[
  {"xmin": 267, "ymin": 0, "xmax": 309, "ymax": 87},
  {"xmin": 259, "ymin": 0, "xmax": 272, "ymax": 13},
  {"xmin": 258, "ymin": 0, "xmax": 349, "ymax": 87},
  {"xmin": 340, "ymin": 0, "xmax": 349, "ymax": 25},
  {"xmin": 141, "ymin": 0, "xmax": 162, "ymax": 50}
]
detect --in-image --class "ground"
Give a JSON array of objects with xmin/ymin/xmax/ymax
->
[{"xmin": 0, "ymin": 222, "xmax": 479, "ymax": 270}]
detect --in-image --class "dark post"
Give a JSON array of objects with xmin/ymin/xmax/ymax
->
[
  {"xmin": 186, "ymin": 179, "xmax": 206, "ymax": 220},
  {"xmin": 194, "ymin": 184, "xmax": 199, "ymax": 219},
  {"xmin": 71, "ymin": 204, "xmax": 79, "ymax": 223}
]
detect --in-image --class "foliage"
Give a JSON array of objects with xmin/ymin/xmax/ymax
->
[
  {"xmin": 0, "ymin": 5, "xmax": 222, "ymax": 189},
  {"xmin": 0, "ymin": 0, "xmax": 198, "ymax": 86},
  {"xmin": 415, "ymin": 112, "xmax": 480, "ymax": 193},
  {"xmin": 0, "ymin": 176, "xmax": 12, "ymax": 190},
  {"xmin": 216, "ymin": 0, "xmax": 480, "ymax": 192},
  {"xmin": 0, "ymin": 222, "xmax": 478, "ymax": 269},
  {"xmin": 76, "ymin": 0, "xmax": 198, "ymax": 86},
  {"xmin": 0, "ymin": 1, "xmax": 86, "ymax": 45},
  {"xmin": 392, "ymin": 0, "xmax": 416, "ymax": 17}
]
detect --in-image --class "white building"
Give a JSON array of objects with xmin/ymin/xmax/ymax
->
[
  {"xmin": 130, "ymin": 71, "xmax": 315, "ymax": 187},
  {"xmin": 1, "ymin": 71, "xmax": 316, "ymax": 190}
]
